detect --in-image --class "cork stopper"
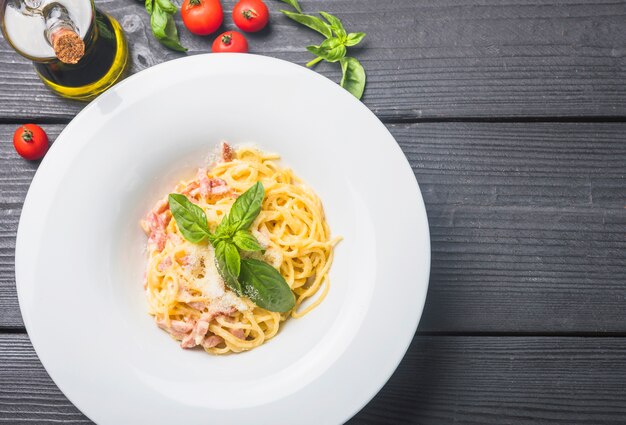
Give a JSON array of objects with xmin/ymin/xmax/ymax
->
[{"xmin": 50, "ymin": 28, "xmax": 85, "ymax": 64}]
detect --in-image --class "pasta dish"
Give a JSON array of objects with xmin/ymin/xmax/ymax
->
[{"xmin": 141, "ymin": 142, "xmax": 338, "ymax": 354}]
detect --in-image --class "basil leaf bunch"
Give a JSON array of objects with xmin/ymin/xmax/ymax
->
[
  {"xmin": 168, "ymin": 182, "xmax": 295, "ymax": 313},
  {"xmin": 142, "ymin": 0, "xmax": 187, "ymax": 52},
  {"xmin": 278, "ymin": 1, "xmax": 366, "ymax": 99}
]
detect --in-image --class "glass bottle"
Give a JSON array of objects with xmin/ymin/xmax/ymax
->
[{"xmin": 1, "ymin": 0, "xmax": 128, "ymax": 101}]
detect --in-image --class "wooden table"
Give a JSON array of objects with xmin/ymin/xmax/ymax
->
[{"xmin": 1, "ymin": 0, "xmax": 625, "ymax": 423}]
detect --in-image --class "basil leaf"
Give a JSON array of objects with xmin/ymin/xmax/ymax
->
[
  {"xmin": 145, "ymin": 0, "xmax": 153, "ymax": 14},
  {"xmin": 156, "ymin": 0, "xmax": 177, "ymax": 13},
  {"xmin": 239, "ymin": 259, "xmax": 295, "ymax": 313},
  {"xmin": 276, "ymin": 0, "xmax": 302, "ymax": 13},
  {"xmin": 168, "ymin": 193, "xmax": 212, "ymax": 243},
  {"xmin": 340, "ymin": 57, "xmax": 366, "ymax": 99},
  {"xmin": 281, "ymin": 11, "xmax": 333, "ymax": 39},
  {"xmin": 345, "ymin": 32, "xmax": 366, "ymax": 47},
  {"xmin": 151, "ymin": 2, "xmax": 187, "ymax": 52},
  {"xmin": 307, "ymin": 38, "xmax": 346, "ymax": 63},
  {"xmin": 215, "ymin": 241, "xmax": 242, "ymax": 294},
  {"xmin": 319, "ymin": 11, "xmax": 346, "ymax": 39},
  {"xmin": 218, "ymin": 181, "xmax": 265, "ymax": 236},
  {"xmin": 233, "ymin": 230, "xmax": 263, "ymax": 252}
]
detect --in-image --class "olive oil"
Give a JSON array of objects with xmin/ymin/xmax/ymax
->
[{"xmin": 1, "ymin": 0, "xmax": 128, "ymax": 101}]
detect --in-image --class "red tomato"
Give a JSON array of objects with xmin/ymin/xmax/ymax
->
[
  {"xmin": 232, "ymin": 0, "xmax": 269, "ymax": 33},
  {"xmin": 181, "ymin": 0, "xmax": 223, "ymax": 36},
  {"xmin": 13, "ymin": 124, "xmax": 49, "ymax": 161},
  {"xmin": 212, "ymin": 31, "xmax": 249, "ymax": 53}
]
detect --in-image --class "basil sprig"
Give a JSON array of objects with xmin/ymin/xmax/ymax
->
[
  {"xmin": 240, "ymin": 259, "xmax": 296, "ymax": 313},
  {"xmin": 278, "ymin": 1, "xmax": 367, "ymax": 99},
  {"xmin": 215, "ymin": 181, "xmax": 265, "ymax": 236},
  {"xmin": 142, "ymin": 0, "xmax": 187, "ymax": 52},
  {"xmin": 168, "ymin": 182, "xmax": 295, "ymax": 312},
  {"xmin": 168, "ymin": 194, "xmax": 213, "ymax": 243}
]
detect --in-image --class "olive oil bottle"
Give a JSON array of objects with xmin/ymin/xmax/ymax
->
[{"xmin": 1, "ymin": 0, "xmax": 128, "ymax": 101}]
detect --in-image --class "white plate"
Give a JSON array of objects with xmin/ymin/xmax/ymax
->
[{"xmin": 15, "ymin": 54, "xmax": 430, "ymax": 425}]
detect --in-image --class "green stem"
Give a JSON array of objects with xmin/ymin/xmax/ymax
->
[{"xmin": 306, "ymin": 56, "xmax": 323, "ymax": 68}]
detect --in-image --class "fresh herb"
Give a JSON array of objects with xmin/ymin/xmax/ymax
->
[
  {"xmin": 278, "ymin": 3, "xmax": 367, "ymax": 99},
  {"xmin": 281, "ymin": 11, "xmax": 332, "ymax": 38},
  {"xmin": 169, "ymin": 181, "xmax": 295, "ymax": 312},
  {"xmin": 214, "ymin": 240, "xmax": 243, "ymax": 294},
  {"xmin": 276, "ymin": 0, "xmax": 302, "ymax": 13},
  {"xmin": 142, "ymin": 0, "xmax": 187, "ymax": 52},
  {"xmin": 168, "ymin": 194, "xmax": 213, "ymax": 243},
  {"xmin": 340, "ymin": 57, "xmax": 366, "ymax": 99},
  {"xmin": 215, "ymin": 181, "xmax": 265, "ymax": 236},
  {"xmin": 239, "ymin": 258, "xmax": 296, "ymax": 313},
  {"xmin": 233, "ymin": 230, "xmax": 264, "ymax": 252}
]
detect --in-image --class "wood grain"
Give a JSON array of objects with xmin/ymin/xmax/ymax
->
[
  {"xmin": 1, "ymin": 123, "xmax": 624, "ymax": 332},
  {"xmin": 0, "ymin": 0, "xmax": 625, "ymax": 121},
  {"xmin": 3, "ymin": 334, "xmax": 626, "ymax": 424}
]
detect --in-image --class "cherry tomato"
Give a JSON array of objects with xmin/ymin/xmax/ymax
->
[
  {"xmin": 13, "ymin": 124, "xmax": 49, "ymax": 161},
  {"xmin": 232, "ymin": 0, "xmax": 269, "ymax": 33},
  {"xmin": 181, "ymin": 0, "xmax": 223, "ymax": 36},
  {"xmin": 212, "ymin": 31, "xmax": 249, "ymax": 53}
]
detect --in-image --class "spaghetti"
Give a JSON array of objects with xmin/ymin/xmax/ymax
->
[{"xmin": 141, "ymin": 143, "xmax": 338, "ymax": 354}]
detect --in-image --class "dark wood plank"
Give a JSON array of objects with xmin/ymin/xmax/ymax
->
[
  {"xmin": 404, "ymin": 122, "xmax": 626, "ymax": 333},
  {"xmin": 1, "ymin": 123, "xmax": 625, "ymax": 331},
  {"xmin": 0, "ymin": 125, "xmax": 63, "ymax": 329},
  {"xmin": 1, "ymin": 0, "xmax": 625, "ymax": 121},
  {"xmin": 3, "ymin": 334, "xmax": 626, "ymax": 424}
]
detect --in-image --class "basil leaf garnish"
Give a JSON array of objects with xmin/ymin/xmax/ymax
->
[
  {"xmin": 214, "ymin": 240, "xmax": 242, "ymax": 295},
  {"xmin": 233, "ymin": 230, "xmax": 263, "ymax": 252},
  {"xmin": 239, "ymin": 258, "xmax": 296, "ymax": 313},
  {"xmin": 167, "ymin": 180, "xmax": 296, "ymax": 312},
  {"xmin": 168, "ymin": 194, "xmax": 212, "ymax": 243},
  {"xmin": 216, "ymin": 181, "xmax": 265, "ymax": 236}
]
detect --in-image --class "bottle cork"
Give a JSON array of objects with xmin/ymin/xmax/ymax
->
[{"xmin": 50, "ymin": 27, "xmax": 85, "ymax": 64}]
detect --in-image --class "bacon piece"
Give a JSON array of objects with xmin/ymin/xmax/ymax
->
[
  {"xmin": 230, "ymin": 328, "xmax": 245, "ymax": 339},
  {"xmin": 153, "ymin": 199, "xmax": 169, "ymax": 214},
  {"xmin": 180, "ymin": 181, "xmax": 199, "ymax": 196},
  {"xmin": 195, "ymin": 169, "xmax": 230, "ymax": 199},
  {"xmin": 209, "ymin": 178, "xmax": 229, "ymax": 195},
  {"xmin": 197, "ymin": 168, "xmax": 212, "ymax": 199},
  {"xmin": 202, "ymin": 335, "xmax": 224, "ymax": 349},
  {"xmin": 156, "ymin": 318, "xmax": 193, "ymax": 340},
  {"xmin": 187, "ymin": 301, "xmax": 208, "ymax": 310},
  {"xmin": 141, "ymin": 198, "xmax": 172, "ymax": 252},
  {"xmin": 143, "ymin": 211, "xmax": 169, "ymax": 251},
  {"xmin": 181, "ymin": 318, "xmax": 210, "ymax": 348},
  {"xmin": 157, "ymin": 256, "xmax": 172, "ymax": 272},
  {"xmin": 220, "ymin": 142, "xmax": 234, "ymax": 162}
]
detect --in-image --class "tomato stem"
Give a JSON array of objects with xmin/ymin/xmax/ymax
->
[
  {"xmin": 189, "ymin": 0, "xmax": 201, "ymax": 6},
  {"xmin": 306, "ymin": 56, "xmax": 323, "ymax": 68},
  {"xmin": 21, "ymin": 128, "xmax": 33, "ymax": 142},
  {"xmin": 242, "ymin": 8, "xmax": 258, "ymax": 20},
  {"xmin": 221, "ymin": 33, "xmax": 233, "ymax": 45}
]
